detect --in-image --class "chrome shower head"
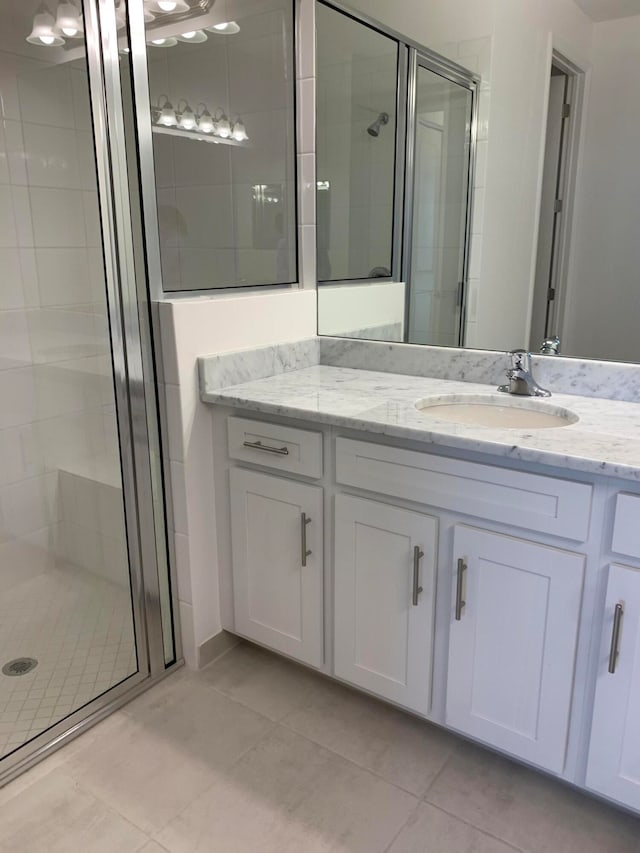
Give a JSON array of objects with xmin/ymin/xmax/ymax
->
[{"xmin": 367, "ymin": 112, "xmax": 389, "ymax": 137}]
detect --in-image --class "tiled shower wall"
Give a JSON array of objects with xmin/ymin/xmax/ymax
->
[{"xmin": 0, "ymin": 49, "xmax": 122, "ymax": 585}]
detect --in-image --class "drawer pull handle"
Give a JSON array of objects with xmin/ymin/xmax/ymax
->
[
  {"xmin": 243, "ymin": 439, "xmax": 289, "ymax": 456},
  {"xmin": 455, "ymin": 558, "xmax": 467, "ymax": 621},
  {"xmin": 301, "ymin": 512, "xmax": 312, "ymax": 567},
  {"xmin": 412, "ymin": 546, "xmax": 424, "ymax": 606},
  {"xmin": 608, "ymin": 602, "xmax": 624, "ymax": 674}
]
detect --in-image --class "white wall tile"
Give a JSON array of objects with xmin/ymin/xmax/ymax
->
[
  {"xmin": 173, "ymin": 531, "xmax": 192, "ymax": 603},
  {"xmin": 29, "ymin": 188, "xmax": 85, "ymax": 247},
  {"xmin": 297, "ymin": 77, "xmax": 316, "ymax": 155},
  {"xmin": 23, "ymin": 123, "xmax": 81, "ymax": 189},
  {"xmin": 0, "ymin": 248, "xmax": 25, "ymax": 309},
  {"xmin": 298, "ymin": 153, "xmax": 316, "ymax": 226},
  {"xmin": 35, "ymin": 248, "xmax": 91, "ymax": 306},
  {"xmin": 0, "ymin": 367, "xmax": 37, "ymax": 429},
  {"xmin": 169, "ymin": 460, "xmax": 188, "ymax": 535},
  {"xmin": 0, "ymin": 309, "xmax": 31, "ymax": 368},
  {"xmin": 10, "ymin": 186, "xmax": 33, "ymax": 247},
  {"xmin": 0, "ymin": 185, "xmax": 17, "ymax": 246}
]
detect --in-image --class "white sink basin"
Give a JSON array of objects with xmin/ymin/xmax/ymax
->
[{"xmin": 415, "ymin": 394, "xmax": 579, "ymax": 429}]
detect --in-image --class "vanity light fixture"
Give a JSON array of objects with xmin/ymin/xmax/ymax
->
[
  {"xmin": 208, "ymin": 21, "xmax": 241, "ymax": 34},
  {"xmin": 152, "ymin": 100, "xmax": 249, "ymax": 145},
  {"xmin": 55, "ymin": 2, "xmax": 83, "ymax": 37},
  {"xmin": 176, "ymin": 100, "xmax": 196, "ymax": 130},
  {"xmin": 150, "ymin": 36, "xmax": 178, "ymax": 46},
  {"xmin": 177, "ymin": 29, "xmax": 207, "ymax": 43},
  {"xmin": 26, "ymin": 4, "xmax": 65, "ymax": 46},
  {"xmin": 231, "ymin": 119, "xmax": 248, "ymax": 142}
]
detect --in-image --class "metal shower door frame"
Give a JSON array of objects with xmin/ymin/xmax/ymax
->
[{"xmin": 0, "ymin": 0, "xmax": 179, "ymax": 787}]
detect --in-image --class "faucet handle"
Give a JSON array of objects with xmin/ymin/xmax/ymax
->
[{"xmin": 508, "ymin": 349, "xmax": 531, "ymax": 371}]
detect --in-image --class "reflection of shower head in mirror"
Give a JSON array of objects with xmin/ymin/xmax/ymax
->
[{"xmin": 367, "ymin": 112, "xmax": 389, "ymax": 137}]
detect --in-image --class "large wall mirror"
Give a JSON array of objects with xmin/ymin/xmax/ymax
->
[{"xmin": 316, "ymin": 0, "xmax": 640, "ymax": 364}]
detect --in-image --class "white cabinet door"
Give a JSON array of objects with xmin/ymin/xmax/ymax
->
[
  {"xmin": 334, "ymin": 494, "xmax": 438, "ymax": 714},
  {"xmin": 586, "ymin": 563, "xmax": 640, "ymax": 810},
  {"xmin": 230, "ymin": 468, "xmax": 324, "ymax": 667},
  {"xmin": 446, "ymin": 525, "xmax": 585, "ymax": 773}
]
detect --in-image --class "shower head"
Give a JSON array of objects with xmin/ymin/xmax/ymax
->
[{"xmin": 367, "ymin": 112, "xmax": 389, "ymax": 137}]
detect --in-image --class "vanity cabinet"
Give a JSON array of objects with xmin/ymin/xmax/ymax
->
[
  {"xmin": 586, "ymin": 563, "xmax": 640, "ymax": 809},
  {"xmin": 446, "ymin": 526, "xmax": 585, "ymax": 773},
  {"xmin": 229, "ymin": 467, "xmax": 324, "ymax": 667},
  {"xmin": 334, "ymin": 494, "xmax": 438, "ymax": 714}
]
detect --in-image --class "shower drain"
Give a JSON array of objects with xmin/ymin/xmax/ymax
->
[{"xmin": 2, "ymin": 658, "xmax": 38, "ymax": 676}]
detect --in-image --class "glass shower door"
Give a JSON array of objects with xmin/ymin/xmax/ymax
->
[
  {"xmin": 0, "ymin": 0, "xmax": 165, "ymax": 769},
  {"xmin": 406, "ymin": 61, "xmax": 473, "ymax": 346}
]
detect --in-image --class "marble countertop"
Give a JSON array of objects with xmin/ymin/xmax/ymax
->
[{"xmin": 202, "ymin": 365, "xmax": 640, "ymax": 482}]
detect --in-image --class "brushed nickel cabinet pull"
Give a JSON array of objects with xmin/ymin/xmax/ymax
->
[
  {"xmin": 455, "ymin": 558, "xmax": 467, "ymax": 621},
  {"xmin": 608, "ymin": 602, "xmax": 624, "ymax": 674},
  {"xmin": 243, "ymin": 439, "xmax": 289, "ymax": 456},
  {"xmin": 412, "ymin": 546, "xmax": 424, "ymax": 606},
  {"xmin": 301, "ymin": 512, "xmax": 312, "ymax": 567}
]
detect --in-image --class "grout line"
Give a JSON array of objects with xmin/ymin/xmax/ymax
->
[
  {"xmin": 381, "ymin": 796, "xmax": 424, "ymax": 853},
  {"xmin": 423, "ymin": 799, "xmax": 525, "ymax": 852}
]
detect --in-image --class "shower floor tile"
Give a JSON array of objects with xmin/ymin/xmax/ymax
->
[{"xmin": 0, "ymin": 561, "xmax": 136, "ymax": 758}]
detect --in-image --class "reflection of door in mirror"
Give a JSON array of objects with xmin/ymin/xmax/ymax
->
[
  {"xmin": 530, "ymin": 57, "xmax": 582, "ymax": 356},
  {"xmin": 407, "ymin": 65, "xmax": 472, "ymax": 347}
]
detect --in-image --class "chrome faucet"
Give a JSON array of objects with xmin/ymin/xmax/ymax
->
[{"xmin": 498, "ymin": 349, "xmax": 551, "ymax": 397}]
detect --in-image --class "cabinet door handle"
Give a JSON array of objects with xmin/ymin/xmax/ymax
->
[
  {"xmin": 608, "ymin": 602, "xmax": 624, "ymax": 674},
  {"xmin": 243, "ymin": 439, "xmax": 289, "ymax": 456},
  {"xmin": 412, "ymin": 546, "xmax": 424, "ymax": 606},
  {"xmin": 455, "ymin": 558, "xmax": 467, "ymax": 621},
  {"xmin": 301, "ymin": 512, "xmax": 312, "ymax": 567}
]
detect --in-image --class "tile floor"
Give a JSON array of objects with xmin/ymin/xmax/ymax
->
[
  {"xmin": 0, "ymin": 562, "xmax": 136, "ymax": 757},
  {"xmin": 1, "ymin": 640, "xmax": 639, "ymax": 853}
]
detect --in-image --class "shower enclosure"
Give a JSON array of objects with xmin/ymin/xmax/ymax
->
[{"xmin": 0, "ymin": 0, "xmax": 177, "ymax": 784}]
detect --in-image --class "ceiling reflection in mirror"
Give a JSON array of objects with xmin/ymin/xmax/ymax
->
[{"xmin": 316, "ymin": 0, "xmax": 640, "ymax": 364}]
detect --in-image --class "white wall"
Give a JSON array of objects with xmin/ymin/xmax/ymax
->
[
  {"xmin": 317, "ymin": 280, "xmax": 405, "ymax": 339},
  {"xmin": 562, "ymin": 15, "xmax": 640, "ymax": 362},
  {"xmin": 160, "ymin": 289, "xmax": 316, "ymax": 666}
]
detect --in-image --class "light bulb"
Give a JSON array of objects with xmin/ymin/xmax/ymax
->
[
  {"xmin": 178, "ymin": 108, "xmax": 196, "ymax": 130},
  {"xmin": 231, "ymin": 119, "xmax": 248, "ymax": 142},
  {"xmin": 27, "ymin": 5, "xmax": 65, "ymax": 46},
  {"xmin": 208, "ymin": 20, "xmax": 241, "ymax": 34},
  {"xmin": 158, "ymin": 0, "xmax": 176, "ymax": 10},
  {"xmin": 150, "ymin": 36, "xmax": 177, "ymax": 46},
  {"xmin": 157, "ymin": 99, "xmax": 177, "ymax": 126},
  {"xmin": 197, "ymin": 109, "xmax": 215, "ymax": 133},
  {"xmin": 56, "ymin": 2, "xmax": 83, "ymax": 38},
  {"xmin": 177, "ymin": 29, "xmax": 208, "ymax": 43},
  {"xmin": 149, "ymin": 0, "xmax": 189, "ymax": 11},
  {"xmin": 216, "ymin": 114, "xmax": 231, "ymax": 138}
]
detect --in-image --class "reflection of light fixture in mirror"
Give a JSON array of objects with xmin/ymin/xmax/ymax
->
[
  {"xmin": 196, "ymin": 105, "xmax": 215, "ymax": 133},
  {"xmin": 231, "ymin": 119, "xmax": 248, "ymax": 142},
  {"xmin": 150, "ymin": 36, "xmax": 178, "ymax": 47},
  {"xmin": 26, "ymin": 5, "xmax": 65, "ymax": 46},
  {"xmin": 176, "ymin": 100, "xmax": 196, "ymax": 130},
  {"xmin": 317, "ymin": 180, "xmax": 330, "ymax": 191},
  {"xmin": 177, "ymin": 29, "xmax": 207, "ymax": 43},
  {"xmin": 155, "ymin": 95, "xmax": 178, "ymax": 126},
  {"xmin": 55, "ymin": 2, "xmax": 83, "ymax": 37},
  {"xmin": 208, "ymin": 21, "xmax": 240, "ymax": 34},
  {"xmin": 214, "ymin": 110, "xmax": 231, "ymax": 138},
  {"xmin": 146, "ymin": 0, "xmax": 190, "ymax": 13}
]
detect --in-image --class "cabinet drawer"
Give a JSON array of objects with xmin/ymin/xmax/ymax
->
[
  {"xmin": 611, "ymin": 493, "xmax": 640, "ymax": 559},
  {"xmin": 227, "ymin": 416, "xmax": 323, "ymax": 478},
  {"xmin": 336, "ymin": 437, "xmax": 592, "ymax": 540}
]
